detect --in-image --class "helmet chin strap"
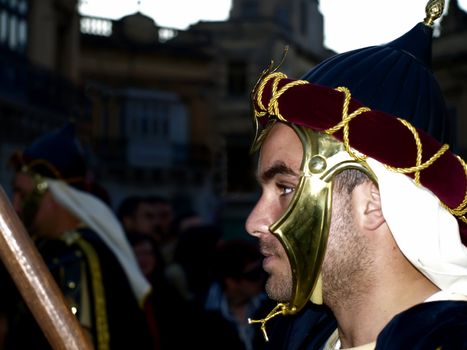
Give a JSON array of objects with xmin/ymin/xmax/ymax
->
[{"xmin": 248, "ymin": 303, "xmax": 289, "ymax": 341}]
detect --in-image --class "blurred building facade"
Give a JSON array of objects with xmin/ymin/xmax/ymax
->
[
  {"xmin": 0, "ymin": 0, "xmax": 88, "ymax": 192},
  {"xmin": 0, "ymin": 0, "xmax": 466, "ymax": 235},
  {"xmin": 79, "ymin": 0, "xmax": 332, "ymax": 231}
]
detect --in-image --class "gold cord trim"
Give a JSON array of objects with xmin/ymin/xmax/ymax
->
[
  {"xmin": 252, "ymin": 71, "xmax": 467, "ymax": 221},
  {"xmin": 269, "ymin": 80, "xmax": 309, "ymax": 121},
  {"xmin": 248, "ymin": 303, "xmax": 289, "ymax": 341},
  {"xmin": 255, "ymin": 72, "xmax": 287, "ymax": 119},
  {"xmin": 76, "ymin": 237, "xmax": 110, "ymax": 350},
  {"xmin": 446, "ymin": 156, "xmax": 467, "ymax": 219},
  {"xmin": 325, "ymin": 86, "xmax": 371, "ymax": 162},
  {"xmin": 384, "ymin": 118, "xmax": 449, "ymax": 182}
]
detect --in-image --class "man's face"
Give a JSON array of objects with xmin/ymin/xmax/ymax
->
[
  {"xmin": 246, "ymin": 123, "xmax": 302, "ymax": 302},
  {"xmin": 12, "ymin": 172, "xmax": 56, "ymax": 236},
  {"xmin": 152, "ymin": 202, "xmax": 173, "ymax": 236},
  {"xmin": 132, "ymin": 201, "xmax": 173, "ymax": 238},
  {"xmin": 131, "ymin": 202, "xmax": 160, "ymax": 236},
  {"xmin": 132, "ymin": 239, "xmax": 157, "ymax": 278}
]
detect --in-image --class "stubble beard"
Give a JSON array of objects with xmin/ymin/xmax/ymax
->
[
  {"xmin": 321, "ymin": 194, "xmax": 374, "ymax": 310},
  {"xmin": 260, "ymin": 238, "xmax": 293, "ymax": 302}
]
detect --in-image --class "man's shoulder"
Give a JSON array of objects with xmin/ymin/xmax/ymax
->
[{"xmin": 377, "ymin": 300, "xmax": 467, "ymax": 349}]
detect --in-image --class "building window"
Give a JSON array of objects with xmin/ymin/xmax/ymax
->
[
  {"xmin": 227, "ymin": 61, "xmax": 247, "ymax": 97},
  {"xmin": 0, "ymin": 0, "xmax": 27, "ymax": 54},
  {"xmin": 0, "ymin": 11, "xmax": 8, "ymax": 43},
  {"xmin": 300, "ymin": 1, "xmax": 308, "ymax": 35},
  {"xmin": 120, "ymin": 89, "xmax": 188, "ymax": 168},
  {"xmin": 241, "ymin": 0, "xmax": 258, "ymax": 17}
]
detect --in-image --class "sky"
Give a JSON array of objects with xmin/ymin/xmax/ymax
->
[{"xmin": 79, "ymin": 0, "xmax": 467, "ymax": 53}]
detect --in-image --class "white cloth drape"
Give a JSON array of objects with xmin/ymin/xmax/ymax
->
[
  {"xmin": 322, "ymin": 151, "xmax": 467, "ymax": 295},
  {"xmin": 47, "ymin": 179, "xmax": 151, "ymax": 304},
  {"xmin": 366, "ymin": 158, "xmax": 467, "ymax": 295}
]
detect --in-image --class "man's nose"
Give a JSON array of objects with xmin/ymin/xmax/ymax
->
[{"xmin": 245, "ymin": 196, "xmax": 272, "ymax": 238}]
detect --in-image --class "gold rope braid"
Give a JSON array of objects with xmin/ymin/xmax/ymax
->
[
  {"xmin": 268, "ymin": 80, "xmax": 309, "ymax": 121},
  {"xmin": 75, "ymin": 237, "xmax": 110, "ymax": 350},
  {"xmin": 254, "ymin": 72, "xmax": 287, "ymax": 119},
  {"xmin": 248, "ymin": 303, "xmax": 289, "ymax": 341},
  {"xmin": 325, "ymin": 86, "xmax": 371, "ymax": 162},
  {"xmin": 385, "ymin": 119, "xmax": 449, "ymax": 182},
  {"xmin": 448, "ymin": 156, "xmax": 467, "ymax": 220}
]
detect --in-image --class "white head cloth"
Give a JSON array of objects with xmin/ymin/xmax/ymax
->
[
  {"xmin": 46, "ymin": 178, "xmax": 151, "ymax": 304},
  {"xmin": 366, "ymin": 158, "xmax": 467, "ymax": 295}
]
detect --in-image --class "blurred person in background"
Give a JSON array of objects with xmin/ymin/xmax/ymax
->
[
  {"xmin": 4, "ymin": 122, "xmax": 155, "ymax": 350},
  {"xmin": 117, "ymin": 195, "xmax": 160, "ymax": 238},
  {"xmin": 126, "ymin": 231, "xmax": 187, "ymax": 350},
  {"xmin": 199, "ymin": 239, "xmax": 273, "ymax": 350},
  {"xmin": 166, "ymin": 223, "xmax": 223, "ymax": 306},
  {"xmin": 117, "ymin": 194, "xmax": 176, "ymax": 265},
  {"xmin": 145, "ymin": 195, "xmax": 174, "ymax": 244}
]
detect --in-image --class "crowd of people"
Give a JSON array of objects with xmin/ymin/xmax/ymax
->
[{"xmin": 0, "ymin": 122, "xmax": 271, "ymax": 350}]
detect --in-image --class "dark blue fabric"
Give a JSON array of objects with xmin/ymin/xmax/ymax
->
[
  {"xmin": 23, "ymin": 122, "xmax": 87, "ymax": 182},
  {"xmin": 302, "ymin": 23, "xmax": 455, "ymax": 149},
  {"xmin": 261, "ymin": 300, "xmax": 467, "ymax": 350},
  {"xmin": 3, "ymin": 227, "xmax": 154, "ymax": 350},
  {"xmin": 376, "ymin": 300, "xmax": 467, "ymax": 350},
  {"xmin": 262, "ymin": 302, "xmax": 336, "ymax": 350}
]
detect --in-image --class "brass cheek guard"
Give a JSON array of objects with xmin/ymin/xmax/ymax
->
[{"xmin": 264, "ymin": 123, "xmax": 376, "ymax": 315}]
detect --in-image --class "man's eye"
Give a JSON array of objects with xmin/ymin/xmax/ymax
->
[{"xmin": 278, "ymin": 184, "xmax": 294, "ymax": 196}]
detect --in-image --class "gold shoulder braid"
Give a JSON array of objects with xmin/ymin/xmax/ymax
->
[{"xmin": 74, "ymin": 236, "xmax": 110, "ymax": 350}]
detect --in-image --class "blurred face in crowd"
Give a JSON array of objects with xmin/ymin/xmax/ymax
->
[
  {"xmin": 246, "ymin": 123, "xmax": 299, "ymax": 302},
  {"xmin": 226, "ymin": 260, "xmax": 266, "ymax": 305},
  {"xmin": 152, "ymin": 202, "xmax": 173, "ymax": 237},
  {"xmin": 12, "ymin": 172, "xmax": 59, "ymax": 238},
  {"xmin": 125, "ymin": 202, "xmax": 159, "ymax": 236},
  {"xmin": 132, "ymin": 239, "xmax": 157, "ymax": 279}
]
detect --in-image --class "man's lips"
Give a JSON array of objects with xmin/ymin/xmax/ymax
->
[
  {"xmin": 260, "ymin": 240, "xmax": 278, "ymax": 270},
  {"xmin": 262, "ymin": 251, "xmax": 276, "ymax": 270}
]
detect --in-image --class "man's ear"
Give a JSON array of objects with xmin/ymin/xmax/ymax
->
[{"xmin": 357, "ymin": 181, "xmax": 386, "ymax": 231}]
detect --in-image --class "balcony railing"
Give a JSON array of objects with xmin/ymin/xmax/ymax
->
[{"xmin": 80, "ymin": 15, "xmax": 179, "ymax": 42}]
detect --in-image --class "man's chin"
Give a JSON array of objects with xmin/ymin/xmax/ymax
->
[{"xmin": 265, "ymin": 278, "xmax": 291, "ymax": 302}]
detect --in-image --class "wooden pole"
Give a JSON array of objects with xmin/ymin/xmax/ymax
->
[{"xmin": 0, "ymin": 187, "xmax": 93, "ymax": 350}]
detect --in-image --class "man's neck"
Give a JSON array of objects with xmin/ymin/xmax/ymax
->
[
  {"xmin": 329, "ymin": 268, "xmax": 439, "ymax": 348},
  {"xmin": 49, "ymin": 210, "xmax": 82, "ymax": 239}
]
